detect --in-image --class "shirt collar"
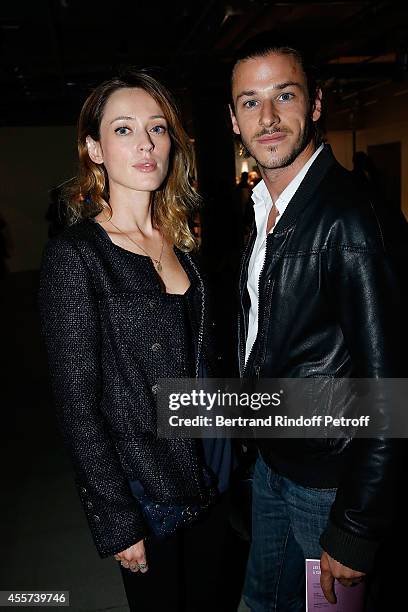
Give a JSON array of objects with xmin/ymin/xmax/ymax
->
[{"xmin": 251, "ymin": 143, "xmax": 324, "ymax": 217}]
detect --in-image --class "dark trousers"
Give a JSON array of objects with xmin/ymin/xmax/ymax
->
[{"xmin": 119, "ymin": 492, "xmax": 249, "ymax": 612}]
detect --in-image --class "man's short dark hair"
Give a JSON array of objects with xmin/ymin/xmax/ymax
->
[{"xmin": 231, "ymin": 31, "xmax": 325, "ymax": 146}]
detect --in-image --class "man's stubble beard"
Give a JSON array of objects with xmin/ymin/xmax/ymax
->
[{"xmin": 242, "ymin": 117, "xmax": 313, "ymax": 171}]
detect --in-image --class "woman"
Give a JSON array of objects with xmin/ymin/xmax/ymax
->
[{"xmin": 38, "ymin": 71, "xmax": 245, "ymax": 611}]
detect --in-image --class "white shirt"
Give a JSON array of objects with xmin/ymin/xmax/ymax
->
[{"xmin": 244, "ymin": 144, "xmax": 324, "ymax": 365}]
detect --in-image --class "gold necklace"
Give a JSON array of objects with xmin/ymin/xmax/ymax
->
[{"xmin": 107, "ymin": 219, "xmax": 164, "ymax": 273}]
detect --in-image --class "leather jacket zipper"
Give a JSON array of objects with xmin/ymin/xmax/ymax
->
[{"xmin": 238, "ymin": 227, "xmax": 255, "ymax": 376}]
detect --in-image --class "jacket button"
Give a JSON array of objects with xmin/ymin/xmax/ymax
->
[
  {"xmin": 148, "ymin": 300, "xmax": 156, "ymax": 309},
  {"xmin": 151, "ymin": 343, "xmax": 161, "ymax": 352},
  {"xmin": 86, "ymin": 501, "xmax": 93, "ymax": 509},
  {"xmin": 80, "ymin": 487, "xmax": 87, "ymax": 494},
  {"xmin": 93, "ymin": 515, "xmax": 101, "ymax": 522},
  {"xmin": 152, "ymin": 384, "xmax": 160, "ymax": 394}
]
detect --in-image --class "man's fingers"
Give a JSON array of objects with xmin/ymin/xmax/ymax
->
[
  {"xmin": 320, "ymin": 570, "xmax": 337, "ymax": 604},
  {"xmin": 338, "ymin": 577, "xmax": 363, "ymax": 588}
]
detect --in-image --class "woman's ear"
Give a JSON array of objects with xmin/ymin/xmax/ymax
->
[{"xmin": 86, "ymin": 136, "xmax": 104, "ymax": 164}]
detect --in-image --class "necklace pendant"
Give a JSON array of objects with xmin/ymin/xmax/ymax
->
[{"xmin": 155, "ymin": 261, "xmax": 162, "ymax": 273}]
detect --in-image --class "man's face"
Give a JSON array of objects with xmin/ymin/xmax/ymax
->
[{"xmin": 230, "ymin": 52, "xmax": 321, "ymax": 170}]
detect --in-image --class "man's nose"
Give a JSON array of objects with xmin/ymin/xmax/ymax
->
[{"xmin": 259, "ymin": 100, "xmax": 279, "ymax": 128}]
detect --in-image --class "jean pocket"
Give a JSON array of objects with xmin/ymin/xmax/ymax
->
[{"xmin": 302, "ymin": 485, "xmax": 337, "ymax": 493}]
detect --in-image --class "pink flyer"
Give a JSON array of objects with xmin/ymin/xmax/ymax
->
[{"xmin": 306, "ymin": 559, "xmax": 365, "ymax": 611}]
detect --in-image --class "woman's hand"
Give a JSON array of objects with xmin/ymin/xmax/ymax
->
[{"xmin": 114, "ymin": 539, "xmax": 148, "ymax": 573}]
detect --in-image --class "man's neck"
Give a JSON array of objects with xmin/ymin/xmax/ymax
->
[{"xmin": 260, "ymin": 140, "xmax": 317, "ymax": 203}]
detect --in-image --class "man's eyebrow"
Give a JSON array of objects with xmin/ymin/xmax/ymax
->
[
  {"xmin": 275, "ymin": 81, "xmax": 302, "ymax": 90},
  {"xmin": 235, "ymin": 81, "xmax": 302, "ymax": 102},
  {"xmin": 109, "ymin": 114, "xmax": 166, "ymax": 124}
]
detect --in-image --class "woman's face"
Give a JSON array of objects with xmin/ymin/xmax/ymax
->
[{"xmin": 87, "ymin": 87, "xmax": 171, "ymax": 197}]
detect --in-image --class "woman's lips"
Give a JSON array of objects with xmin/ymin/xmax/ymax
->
[
  {"xmin": 256, "ymin": 133, "xmax": 287, "ymax": 144},
  {"xmin": 132, "ymin": 161, "xmax": 158, "ymax": 172}
]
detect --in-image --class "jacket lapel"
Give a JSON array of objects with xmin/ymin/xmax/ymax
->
[{"xmin": 237, "ymin": 144, "xmax": 337, "ymax": 373}]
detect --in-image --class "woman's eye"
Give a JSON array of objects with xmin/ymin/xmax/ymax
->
[
  {"xmin": 150, "ymin": 125, "xmax": 167, "ymax": 134},
  {"xmin": 114, "ymin": 126, "xmax": 130, "ymax": 135},
  {"xmin": 243, "ymin": 100, "xmax": 258, "ymax": 109}
]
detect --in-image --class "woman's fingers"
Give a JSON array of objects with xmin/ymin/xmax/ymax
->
[
  {"xmin": 114, "ymin": 540, "xmax": 148, "ymax": 573},
  {"xmin": 134, "ymin": 543, "xmax": 148, "ymax": 573}
]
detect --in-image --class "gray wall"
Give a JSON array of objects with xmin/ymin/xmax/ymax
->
[{"xmin": 1, "ymin": 126, "xmax": 76, "ymax": 272}]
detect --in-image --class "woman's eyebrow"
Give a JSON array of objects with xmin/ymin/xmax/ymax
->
[
  {"xmin": 110, "ymin": 115, "xmax": 135, "ymax": 124},
  {"xmin": 110, "ymin": 114, "xmax": 166, "ymax": 124}
]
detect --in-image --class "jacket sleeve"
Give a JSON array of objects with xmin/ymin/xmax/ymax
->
[
  {"xmin": 38, "ymin": 236, "xmax": 148, "ymax": 557},
  {"xmin": 319, "ymin": 227, "xmax": 407, "ymax": 573}
]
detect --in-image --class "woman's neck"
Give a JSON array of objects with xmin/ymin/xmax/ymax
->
[{"xmin": 102, "ymin": 185, "xmax": 155, "ymax": 235}]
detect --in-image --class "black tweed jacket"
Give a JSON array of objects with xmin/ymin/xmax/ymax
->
[{"xmin": 38, "ymin": 219, "xmax": 213, "ymax": 558}]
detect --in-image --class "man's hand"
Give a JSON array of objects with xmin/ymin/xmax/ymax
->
[
  {"xmin": 114, "ymin": 539, "xmax": 148, "ymax": 573},
  {"xmin": 320, "ymin": 551, "xmax": 365, "ymax": 604}
]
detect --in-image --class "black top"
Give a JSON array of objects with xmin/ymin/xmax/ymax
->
[{"xmin": 38, "ymin": 218, "xmax": 216, "ymax": 558}]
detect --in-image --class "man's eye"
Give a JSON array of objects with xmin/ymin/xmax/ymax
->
[
  {"xmin": 278, "ymin": 92, "xmax": 294, "ymax": 102},
  {"xmin": 150, "ymin": 125, "xmax": 167, "ymax": 134},
  {"xmin": 243, "ymin": 100, "xmax": 258, "ymax": 109},
  {"xmin": 114, "ymin": 126, "xmax": 130, "ymax": 135}
]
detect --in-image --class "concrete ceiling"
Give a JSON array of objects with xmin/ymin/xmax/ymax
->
[{"xmin": 0, "ymin": 0, "xmax": 407, "ymax": 126}]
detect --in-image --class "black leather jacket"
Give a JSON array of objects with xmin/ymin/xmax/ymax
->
[{"xmin": 238, "ymin": 145, "xmax": 407, "ymax": 572}]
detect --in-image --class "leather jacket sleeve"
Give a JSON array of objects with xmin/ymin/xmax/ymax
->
[
  {"xmin": 38, "ymin": 236, "xmax": 148, "ymax": 557},
  {"xmin": 319, "ymin": 213, "xmax": 407, "ymax": 572}
]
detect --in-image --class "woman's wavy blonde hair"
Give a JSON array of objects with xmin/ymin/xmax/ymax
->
[{"xmin": 64, "ymin": 70, "xmax": 200, "ymax": 252}]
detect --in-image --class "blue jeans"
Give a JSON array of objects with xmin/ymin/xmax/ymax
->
[{"xmin": 243, "ymin": 455, "xmax": 336, "ymax": 612}]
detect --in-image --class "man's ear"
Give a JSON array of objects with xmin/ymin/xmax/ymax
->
[
  {"xmin": 86, "ymin": 136, "xmax": 104, "ymax": 164},
  {"xmin": 312, "ymin": 88, "xmax": 322, "ymax": 123},
  {"xmin": 229, "ymin": 104, "xmax": 241, "ymax": 136}
]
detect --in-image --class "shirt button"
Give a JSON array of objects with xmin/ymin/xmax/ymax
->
[
  {"xmin": 148, "ymin": 300, "xmax": 156, "ymax": 309},
  {"xmin": 151, "ymin": 343, "xmax": 161, "ymax": 352},
  {"xmin": 93, "ymin": 515, "xmax": 101, "ymax": 523},
  {"xmin": 86, "ymin": 501, "xmax": 93, "ymax": 509}
]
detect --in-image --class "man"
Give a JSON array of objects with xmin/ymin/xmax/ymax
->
[{"xmin": 229, "ymin": 33, "xmax": 406, "ymax": 611}]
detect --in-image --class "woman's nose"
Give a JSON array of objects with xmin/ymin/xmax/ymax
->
[{"xmin": 139, "ymin": 137, "xmax": 154, "ymax": 152}]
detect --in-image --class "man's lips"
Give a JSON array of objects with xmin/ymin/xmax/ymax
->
[
  {"xmin": 256, "ymin": 133, "xmax": 287, "ymax": 144},
  {"xmin": 132, "ymin": 160, "xmax": 158, "ymax": 172}
]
